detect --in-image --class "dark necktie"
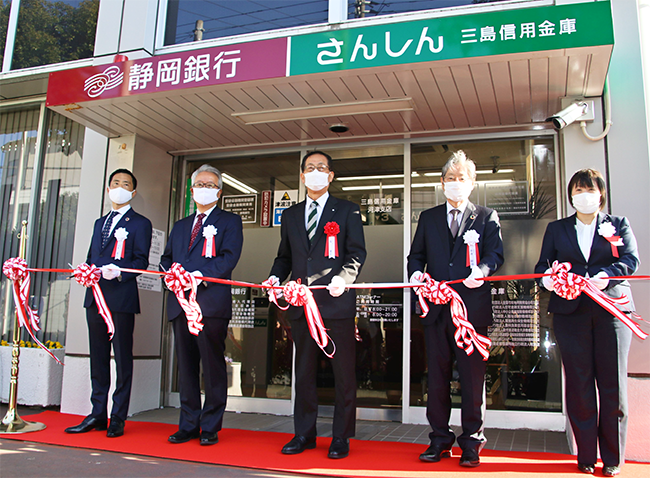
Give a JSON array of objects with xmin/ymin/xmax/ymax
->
[
  {"xmin": 307, "ymin": 201, "xmax": 318, "ymax": 243},
  {"xmin": 189, "ymin": 213, "xmax": 206, "ymax": 250},
  {"xmin": 101, "ymin": 211, "xmax": 118, "ymax": 248},
  {"xmin": 449, "ymin": 209, "xmax": 460, "ymax": 237}
]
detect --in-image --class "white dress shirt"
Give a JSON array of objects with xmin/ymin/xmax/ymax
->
[
  {"xmin": 304, "ymin": 192, "xmax": 329, "ymax": 230},
  {"xmin": 575, "ymin": 217, "xmax": 597, "ymax": 262},
  {"xmin": 446, "ymin": 200, "xmax": 468, "ymax": 231},
  {"xmin": 104, "ymin": 204, "xmax": 131, "ymax": 236}
]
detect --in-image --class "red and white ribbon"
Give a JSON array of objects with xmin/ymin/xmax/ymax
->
[
  {"xmin": 267, "ymin": 280, "xmax": 336, "ymax": 358},
  {"xmin": 463, "ymin": 230, "xmax": 480, "ymax": 268},
  {"xmin": 2, "ymin": 258, "xmax": 62, "ymax": 364},
  {"xmin": 112, "ymin": 227, "xmax": 128, "ymax": 260},
  {"xmin": 598, "ymin": 223, "xmax": 623, "ymax": 259},
  {"xmin": 164, "ymin": 262, "xmax": 203, "ymax": 335},
  {"xmin": 74, "ymin": 263, "xmax": 115, "ymax": 340},
  {"xmin": 414, "ymin": 273, "xmax": 491, "ymax": 361},
  {"xmin": 202, "ymin": 225, "xmax": 217, "ymax": 258},
  {"xmin": 324, "ymin": 222, "xmax": 340, "ymax": 259},
  {"xmin": 550, "ymin": 261, "xmax": 647, "ymax": 340}
]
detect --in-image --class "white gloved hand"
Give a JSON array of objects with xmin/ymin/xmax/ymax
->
[
  {"xmin": 327, "ymin": 275, "xmax": 347, "ymax": 297},
  {"xmin": 589, "ymin": 271, "xmax": 609, "ymax": 290},
  {"xmin": 541, "ymin": 267, "xmax": 555, "ymax": 292},
  {"xmin": 262, "ymin": 275, "xmax": 282, "ymax": 299},
  {"xmin": 190, "ymin": 270, "xmax": 203, "ymax": 286},
  {"xmin": 409, "ymin": 271, "xmax": 426, "ymax": 285},
  {"xmin": 101, "ymin": 264, "xmax": 121, "ymax": 281},
  {"xmin": 463, "ymin": 265, "xmax": 484, "ymax": 289}
]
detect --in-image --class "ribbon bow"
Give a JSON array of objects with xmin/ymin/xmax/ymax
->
[
  {"xmin": 549, "ymin": 261, "xmax": 647, "ymax": 339},
  {"xmin": 164, "ymin": 263, "xmax": 203, "ymax": 335},
  {"xmin": 414, "ymin": 273, "xmax": 491, "ymax": 360},
  {"xmin": 2, "ymin": 258, "xmax": 62, "ymax": 364},
  {"xmin": 74, "ymin": 263, "xmax": 115, "ymax": 340}
]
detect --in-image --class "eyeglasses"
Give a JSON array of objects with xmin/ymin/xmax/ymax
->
[
  {"xmin": 192, "ymin": 182, "xmax": 219, "ymax": 189},
  {"xmin": 304, "ymin": 164, "xmax": 330, "ymax": 173}
]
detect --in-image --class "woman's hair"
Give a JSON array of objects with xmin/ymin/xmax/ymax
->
[{"xmin": 567, "ymin": 168, "xmax": 607, "ymax": 210}]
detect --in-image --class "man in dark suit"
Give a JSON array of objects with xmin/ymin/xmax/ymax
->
[
  {"xmin": 265, "ymin": 151, "xmax": 366, "ymax": 459},
  {"xmin": 160, "ymin": 164, "xmax": 243, "ymax": 446},
  {"xmin": 408, "ymin": 151, "xmax": 504, "ymax": 467},
  {"xmin": 65, "ymin": 169, "xmax": 152, "ymax": 438}
]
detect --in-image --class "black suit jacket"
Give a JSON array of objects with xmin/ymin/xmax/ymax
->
[
  {"xmin": 84, "ymin": 208, "xmax": 152, "ymax": 314},
  {"xmin": 534, "ymin": 213, "xmax": 639, "ymax": 314},
  {"xmin": 407, "ymin": 202, "xmax": 504, "ymax": 327},
  {"xmin": 269, "ymin": 195, "xmax": 366, "ymax": 320},
  {"xmin": 160, "ymin": 207, "xmax": 243, "ymax": 320}
]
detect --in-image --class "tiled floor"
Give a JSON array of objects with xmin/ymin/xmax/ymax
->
[{"xmin": 131, "ymin": 407, "xmax": 571, "ymax": 455}]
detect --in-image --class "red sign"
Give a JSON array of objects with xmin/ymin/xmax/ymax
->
[
  {"xmin": 47, "ymin": 38, "xmax": 287, "ymax": 106},
  {"xmin": 260, "ymin": 190, "xmax": 272, "ymax": 228}
]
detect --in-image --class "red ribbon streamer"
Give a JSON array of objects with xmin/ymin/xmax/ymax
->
[
  {"xmin": 163, "ymin": 263, "xmax": 203, "ymax": 335},
  {"xmin": 73, "ymin": 263, "xmax": 115, "ymax": 340},
  {"xmin": 324, "ymin": 222, "xmax": 340, "ymax": 259}
]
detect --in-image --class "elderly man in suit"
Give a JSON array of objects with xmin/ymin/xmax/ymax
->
[
  {"xmin": 265, "ymin": 151, "xmax": 366, "ymax": 459},
  {"xmin": 160, "ymin": 164, "xmax": 243, "ymax": 446},
  {"xmin": 408, "ymin": 151, "xmax": 504, "ymax": 467},
  {"xmin": 65, "ymin": 168, "xmax": 152, "ymax": 438}
]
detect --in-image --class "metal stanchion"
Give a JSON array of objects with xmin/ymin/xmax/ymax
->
[{"xmin": 0, "ymin": 220, "xmax": 46, "ymax": 433}]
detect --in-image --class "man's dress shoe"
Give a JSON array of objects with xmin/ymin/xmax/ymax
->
[
  {"xmin": 106, "ymin": 416, "xmax": 125, "ymax": 438},
  {"xmin": 200, "ymin": 431, "xmax": 219, "ymax": 446},
  {"xmin": 168, "ymin": 430, "xmax": 200, "ymax": 444},
  {"xmin": 281, "ymin": 435, "xmax": 316, "ymax": 454},
  {"xmin": 327, "ymin": 437, "xmax": 349, "ymax": 459},
  {"xmin": 602, "ymin": 465, "xmax": 620, "ymax": 476},
  {"xmin": 64, "ymin": 416, "xmax": 107, "ymax": 434},
  {"xmin": 459, "ymin": 449, "xmax": 481, "ymax": 467},
  {"xmin": 577, "ymin": 463, "xmax": 595, "ymax": 474},
  {"xmin": 419, "ymin": 444, "xmax": 452, "ymax": 463}
]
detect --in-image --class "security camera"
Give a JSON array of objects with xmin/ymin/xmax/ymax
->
[{"xmin": 546, "ymin": 101, "xmax": 590, "ymax": 130}]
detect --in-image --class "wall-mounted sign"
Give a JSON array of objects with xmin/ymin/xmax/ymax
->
[
  {"xmin": 273, "ymin": 190, "xmax": 298, "ymax": 226},
  {"xmin": 223, "ymin": 194, "xmax": 257, "ymax": 223},
  {"xmin": 484, "ymin": 181, "xmax": 529, "ymax": 216},
  {"xmin": 260, "ymin": 190, "xmax": 272, "ymax": 227}
]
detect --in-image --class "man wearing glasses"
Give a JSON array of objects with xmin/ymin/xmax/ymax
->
[
  {"xmin": 160, "ymin": 164, "xmax": 243, "ymax": 446},
  {"xmin": 265, "ymin": 151, "xmax": 366, "ymax": 459}
]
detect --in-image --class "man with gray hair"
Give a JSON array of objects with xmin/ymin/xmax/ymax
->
[
  {"xmin": 160, "ymin": 164, "xmax": 243, "ymax": 446},
  {"xmin": 408, "ymin": 150, "xmax": 504, "ymax": 467}
]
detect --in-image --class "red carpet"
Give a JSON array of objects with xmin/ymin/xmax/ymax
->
[{"xmin": 2, "ymin": 411, "xmax": 648, "ymax": 478}]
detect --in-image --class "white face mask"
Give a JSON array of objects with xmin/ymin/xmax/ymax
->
[
  {"xmin": 108, "ymin": 187, "xmax": 134, "ymax": 205},
  {"xmin": 193, "ymin": 187, "xmax": 220, "ymax": 206},
  {"xmin": 303, "ymin": 170, "xmax": 330, "ymax": 191},
  {"xmin": 443, "ymin": 181, "xmax": 474, "ymax": 203},
  {"xmin": 572, "ymin": 192, "xmax": 601, "ymax": 214}
]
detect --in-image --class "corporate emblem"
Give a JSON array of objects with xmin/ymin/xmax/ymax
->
[{"xmin": 84, "ymin": 66, "xmax": 124, "ymax": 98}]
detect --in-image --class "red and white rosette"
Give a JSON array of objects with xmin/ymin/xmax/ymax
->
[
  {"xmin": 164, "ymin": 262, "xmax": 203, "ymax": 335},
  {"xmin": 549, "ymin": 261, "xmax": 647, "ymax": 339},
  {"xmin": 112, "ymin": 227, "xmax": 128, "ymax": 260},
  {"xmin": 415, "ymin": 273, "xmax": 491, "ymax": 361},
  {"xmin": 74, "ymin": 263, "xmax": 115, "ymax": 340},
  {"xmin": 598, "ymin": 222, "xmax": 623, "ymax": 259},
  {"xmin": 2, "ymin": 258, "xmax": 62, "ymax": 364},
  {"xmin": 268, "ymin": 280, "xmax": 336, "ymax": 358},
  {"xmin": 463, "ymin": 229, "xmax": 480, "ymax": 268},
  {"xmin": 202, "ymin": 225, "xmax": 217, "ymax": 258},
  {"xmin": 324, "ymin": 222, "xmax": 340, "ymax": 259}
]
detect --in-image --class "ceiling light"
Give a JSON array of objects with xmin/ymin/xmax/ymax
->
[
  {"xmin": 476, "ymin": 169, "xmax": 514, "ymax": 174},
  {"xmin": 221, "ymin": 173, "xmax": 258, "ymax": 194},
  {"xmin": 423, "ymin": 172, "xmax": 442, "ymax": 177},
  {"xmin": 329, "ymin": 124, "xmax": 349, "ymax": 133},
  {"xmin": 337, "ymin": 172, "xmax": 419, "ymax": 181},
  {"xmin": 232, "ymin": 98, "xmax": 414, "ymax": 125}
]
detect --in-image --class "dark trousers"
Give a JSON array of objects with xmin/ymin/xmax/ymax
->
[
  {"xmin": 86, "ymin": 304, "xmax": 134, "ymax": 421},
  {"xmin": 291, "ymin": 316, "xmax": 357, "ymax": 439},
  {"xmin": 423, "ymin": 307, "xmax": 487, "ymax": 452},
  {"xmin": 553, "ymin": 298, "xmax": 632, "ymax": 466},
  {"xmin": 172, "ymin": 315, "xmax": 229, "ymax": 435}
]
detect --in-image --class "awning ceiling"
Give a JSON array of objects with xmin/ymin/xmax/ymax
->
[{"xmin": 46, "ymin": 44, "xmax": 611, "ymax": 156}]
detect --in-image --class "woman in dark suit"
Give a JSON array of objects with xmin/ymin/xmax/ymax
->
[{"xmin": 535, "ymin": 169, "xmax": 640, "ymax": 477}]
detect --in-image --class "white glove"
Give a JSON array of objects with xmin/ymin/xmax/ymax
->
[
  {"xmin": 589, "ymin": 271, "xmax": 609, "ymax": 290},
  {"xmin": 101, "ymin": 264, "xmax": 121, "ymax": 281},
  {"xmin": 190, "ymin": 270, "xmax": 203, "ymax": 286},
  {"xmin": 262, "ymin": 275, "xmax": 282, "ymax": 298},
  {"xmin": 542, "ymin": 267, "xmax": 555, "ymax": 292},
  {"xmin": 327, "ymin": 275, "xmax": 347, "ymax": 297},
  {"xmin": 463, "ymin": 265, "xmax": 484, "ymax": 289},
  {"xmin": 409, "ymin": 271, "xmax": 426, "ymax": 285}
]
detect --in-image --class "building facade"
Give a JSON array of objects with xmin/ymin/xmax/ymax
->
[{"xmin": 1, "ymin": 0, "xmax": 649, "ymax": 461}]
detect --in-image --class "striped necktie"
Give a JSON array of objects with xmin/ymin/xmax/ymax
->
[{"xmin": 307, "ymin": 201, "xmax": 318, "ymax": 243}]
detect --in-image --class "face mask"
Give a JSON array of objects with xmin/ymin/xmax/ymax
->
[
  {"xmin": 303, "ymin": 170, "xmax": 330, "ymax": 191},
  {"xmin": 108, "ymin": 187, "xmax": 134, "ymax": 205},
  {"xmin": 193, "ymin": 187, "xmax": 220, "ymax": 206},
  {"xmin": 443, "ymin": 181, "xmax": 473, "ymax": 203},
  {"xmin": 572, "ymin": 192, "xmax": 601, "ymax": 214}
]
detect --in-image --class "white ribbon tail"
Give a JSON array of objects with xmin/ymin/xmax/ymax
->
[
  {"xmin": 583, "ymin": 282, "xmax": 648, "ymax": 340},
  {"xmin": 304, "ymin": 291, "xmax": 336, "ymax": 358},
  {"xmin": 114, "ymin": 238, "xmax": 125, "ymax": 260},
  {"xmin": 175, "ymin": 275, "xmax": 203, "ymax": 335},
  {"xmin": 92, "ymin": 283, "xmax": 115, "ymax": 339},
  {"xmin": 327, "ymin": 236, "xmax": 336, "ymax": 259}
]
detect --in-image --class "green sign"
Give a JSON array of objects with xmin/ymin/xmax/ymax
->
[{"xmin": 289, "ymin": 1, "xmax": 612, "ymax": 75}]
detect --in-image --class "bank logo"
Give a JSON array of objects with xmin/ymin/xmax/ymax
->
[{"xmin": 84, "ymin": 66, "xmax": 124, "ymax": 98}]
